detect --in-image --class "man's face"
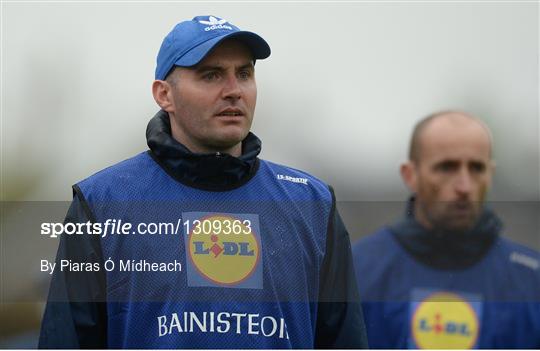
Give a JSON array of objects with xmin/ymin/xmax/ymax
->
[
  {"xmin": 407, "ymin": 116, "xmax": 494, "ymax": 232},
  {"xmin": 166, "ymin": 39, "xmax": 256, "ymax": 155}
]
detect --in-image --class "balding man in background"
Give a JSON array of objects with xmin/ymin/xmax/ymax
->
[{"xmin": 352, "ymin": 111, "xmax": 540, "ymax": 348}]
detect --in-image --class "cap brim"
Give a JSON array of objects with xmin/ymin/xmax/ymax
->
[{"xmin": 174, "ymin": 31, "xmax": 271, "ymax": 67}]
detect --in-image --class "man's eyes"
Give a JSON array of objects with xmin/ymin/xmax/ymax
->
[
  {"xmin": 238, "ymin": 70, "xmax": 253, "ymax": 80},
  {"xmin": 434, "ymin": 161, "xmax": 486, "ymax": 173},
  {"xmin": 200, "ymin": 70, "xmax": 253, "ymax": 81},
  {"xmin": 202, "ymin": 72, "xmax": 220, "ymax": 81},
  {"xmin": 469, "ymin": 162, "xmax": 486, "ymax": 173},
  {"xmin": 435, "ymin": 162, "xmax": 458, "ymax": 172}
]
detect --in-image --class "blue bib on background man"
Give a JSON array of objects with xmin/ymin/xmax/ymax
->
[{"xmin": 353, "ymin": 227, "xmax": 540, "ymax": 349}]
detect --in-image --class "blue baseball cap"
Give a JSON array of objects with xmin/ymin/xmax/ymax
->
[{"xmin": 155, "ymin": 15, "xmax": 271, "ymax": 80}]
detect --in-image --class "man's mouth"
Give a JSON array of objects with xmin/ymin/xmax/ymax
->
[
  {"xmin": 216, "ymin": 108, "xmax": 243, "ymax": 117},
  {"xmin": 447, "ymin": 201, "xmax": 475, "ymax": 215}
]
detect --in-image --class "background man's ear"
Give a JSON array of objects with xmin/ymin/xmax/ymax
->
[
  {"xmin": 400, "ymin": 161, "xmax": 418, "ymax": 193},
  {"xmin": 152, "ymin": 80, "xmax": 174, "ymax": 112}
]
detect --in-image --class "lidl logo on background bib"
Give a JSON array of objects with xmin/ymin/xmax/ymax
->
[
  {"xmin": 183, "ymin": 212, "xmax": 263, "ymax": 289},
  {"xmin": 409, "ymin": 289, "xmax": 482, "ymax": 349}
]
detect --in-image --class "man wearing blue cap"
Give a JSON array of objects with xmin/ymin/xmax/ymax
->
[{"xmin": 39, "ymin": 16, "xmax": 368, "ymax": 349}]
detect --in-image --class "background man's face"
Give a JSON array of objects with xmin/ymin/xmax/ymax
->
[
  {"xmin": 167, "ymin": 39, "xmax": 257, "ymax": 155},
  {"xmin": 411, "ymin": 116, "xmax": 494, "ymax": 232}
]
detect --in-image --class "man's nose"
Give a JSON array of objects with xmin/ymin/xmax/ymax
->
[
  {"xmin": 222, "ymin": 75, "xmax": 242, "ymax": 101},
  {"xmin": 455, "ymin": 169, "xmax": 473, "ymax": 195}
]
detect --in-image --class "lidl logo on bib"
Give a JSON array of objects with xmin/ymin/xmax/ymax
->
[
  {"xmin": 409, "ymin": 289, "xmax": 482, "ymax": 349},
  {"xmin": 183, "ymin": 212, "xmax": 262, "ymax": 289}
]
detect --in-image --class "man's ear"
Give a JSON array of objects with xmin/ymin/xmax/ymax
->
[
  {"xmin": 152, "ymin": 80, "xmax": 174, "ymax": 112},
  {"xmin": 400, "ymin": 161, "xmax": 418, "ymax": 193}
]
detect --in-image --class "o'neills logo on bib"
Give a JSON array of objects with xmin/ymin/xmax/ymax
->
[
  {"xmin": 410, "ymin": 291, "xmax": 481, "ymax": 349},
  {"xmin": 183, "ymin": 212, "xmax": 263, "ymax": 289}
]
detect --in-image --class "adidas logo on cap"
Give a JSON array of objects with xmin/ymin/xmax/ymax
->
[{"xmin": 199, "ymin": 16, "xmax": 233, "ymax": 32}]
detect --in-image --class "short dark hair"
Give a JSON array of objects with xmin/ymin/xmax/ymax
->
[{"xmin": 165, "ymin": 67, "xmax": 180, "ymax": 85}]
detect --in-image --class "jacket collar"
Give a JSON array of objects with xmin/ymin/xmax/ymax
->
[
  {"xmin": 389, "ymin": 197, "xmax": 502, "ymax": 270},
  {"xmin": 146, "ymin": 110, "xmax": 261, "ymax": 191}
]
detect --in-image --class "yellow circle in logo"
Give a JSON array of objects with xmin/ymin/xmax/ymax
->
[
  {"xmin": 412, "ymin": 292, "xmax": 479, "ymax": 349},
  {"xmin": 188, "ymin": 215, "xmax": 259, "ymax": 285}
]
